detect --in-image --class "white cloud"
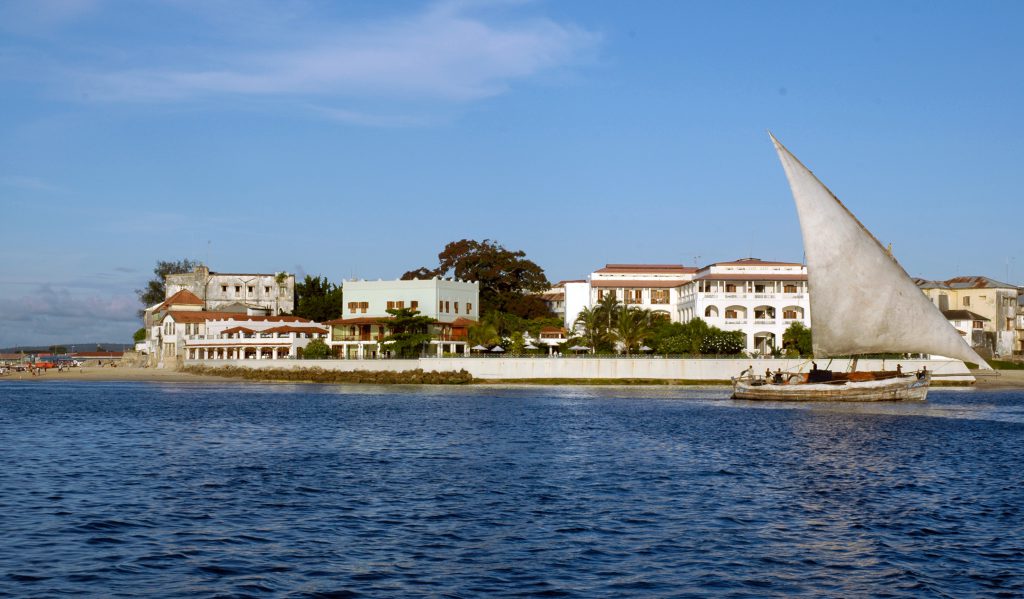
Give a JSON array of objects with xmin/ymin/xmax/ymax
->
[
  {"xmin": 0, "ymin": 285, "xmax": 140, "ymax": 347},
  {"xmin": 75, "ymin": 1, "xmax": 599, "ymax": 105}
]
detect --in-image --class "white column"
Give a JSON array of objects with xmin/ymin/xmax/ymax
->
[{"xmin": 272, "ymin": 347, "xmax": 278, "ymax": 360}]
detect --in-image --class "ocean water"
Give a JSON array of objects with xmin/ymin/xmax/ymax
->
[{"xmin": 0, "ymin": 382, "xmax": 1022, "ymax": 598}]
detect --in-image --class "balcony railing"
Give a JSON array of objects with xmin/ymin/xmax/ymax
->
[
  {"xmin": 754, "ymin": 319, "xmax": 777, "ymax": 324},
  {"xmin": 724, "ymin": 319, "xmax": 748, "ymax": 324}
]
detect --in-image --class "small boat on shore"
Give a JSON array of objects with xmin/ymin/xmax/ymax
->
[{"xmin": 732, "ymin": 134, "xmax": 991, "ymax": 401}]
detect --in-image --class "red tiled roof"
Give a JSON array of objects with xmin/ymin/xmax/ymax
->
[
  {"xmin": 540, "ymin": 326, "xmax": 567, "ymax": 334},
  {"xmin": 165, "ymin": 311, "xmax": 313, "ymax": 324},
  {"xmin": 693, "ymin": 273, "xmax": 807, "ymax": 281},
  {"xmin": 158, "ymin": 289, "xmax": 204, "ymax": 310},
  {"xmin": 707, "ymin": 258, "xmax": 803, "ymax": 267},
  {"xmin": 591, "ymin": 280, "xmax": 685, "ymax": 288},
  {"xmin": 222, "ymin": 326, "xmax": 256, "ymax": 335},
  {"xmin": 262, "ymin": 325, "xmax": 328, "ymax": 334},
  {"xmin": 595, "ymin": 264, "xmax": 697, "ymax": 274},
  {"xmin": 449, "ymin": 317, "xmax": 477, "ymax": 327}
]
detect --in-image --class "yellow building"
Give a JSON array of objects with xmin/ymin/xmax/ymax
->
[{"xmin": 916, "ymin": 276, "xmax": 1020, "ymax": 357}]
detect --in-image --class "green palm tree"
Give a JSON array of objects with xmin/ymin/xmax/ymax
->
[
  {"xmin": 574, "ymin": 306, "xmax": 604, "ymax": 353},
  {"xmin": 613, "ymin": 307, "xmax": 652, "ymax": 355}
]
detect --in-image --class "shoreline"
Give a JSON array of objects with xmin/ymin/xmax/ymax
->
[{"xmin": 3, "ymin": 366, "xmax": 1024, "ymax": 390}]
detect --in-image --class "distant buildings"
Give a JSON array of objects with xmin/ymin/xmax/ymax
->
[
  {"xmin": 917, "ymin": 276, "xmax": 1021, "ymax": 357},
  {"xmin": 324, "ymin": 277, "xmax": 480, "ymax": 359}
]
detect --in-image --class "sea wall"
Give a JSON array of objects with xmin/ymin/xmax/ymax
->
[{"xmin": 182, "ymin": 357, "xmax": 976, "ymax": 382}]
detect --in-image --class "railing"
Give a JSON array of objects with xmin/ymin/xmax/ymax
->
[
  {"xmin": 754, "ymin": 319, "xmax": 777, "ymax": 324},
  {"xmin": 724, "ymin": 319, "xmax": 748, "ymax": 324},
  {"xmin": 754, "ymin": 294, "xmax": 776, "ymax": 299}
]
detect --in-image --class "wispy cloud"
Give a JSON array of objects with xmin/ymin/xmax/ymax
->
[
  {"xmin": 0, "ymin": 175, "xmax": 62, "ymax": 192},
  {"xmin": 71, "ymin": 1, "xmax": 599, "ymax": 110}
]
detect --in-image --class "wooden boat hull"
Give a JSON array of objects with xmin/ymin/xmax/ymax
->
[{"xmin": 732, "ymin": 374, "xmax": 930, "ymax": 402}]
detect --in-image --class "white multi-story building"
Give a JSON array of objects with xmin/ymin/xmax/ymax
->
[
  {"xmin": 157, "ymin": 306, "xmax": 326, "ymax": 363},
  {"xmin": 165, "ymin": 265, "xmax": 295, "ymax": 315},
  {"xmin": 325, "ymin": 277, "xmax": 479, "ymax": 359},
  {"xmin": 678, "ymin": 258, "xmax": 810, "ymax": 354},
  {"xmin": 563, "ymin": 264, "xmax": 697, "ymax": 329}
]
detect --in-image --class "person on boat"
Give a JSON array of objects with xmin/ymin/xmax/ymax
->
[
  {"xmin": 917, "ymin": 365, "xmax": 928, "ymax": 380},
  {"xmin": 896, "ymin": 364, "xmax": 902, "ymax": 376},
  {"xmin": 773, "ymin": 369, "xmax": 784, "ymax": 384}
]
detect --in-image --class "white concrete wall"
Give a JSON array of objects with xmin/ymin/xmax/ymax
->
[
  {"xmin": 563, "ymin": 281, "xmax": 591, "ymax": 331},
  {"xmin": 184, "ymin": 357, "xmax": 975, "ymax": 382}
]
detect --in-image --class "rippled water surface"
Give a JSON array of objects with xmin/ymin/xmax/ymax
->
[{"xmin": 1, "ymin": 382, "xmax": 1023, "ymax": 597}]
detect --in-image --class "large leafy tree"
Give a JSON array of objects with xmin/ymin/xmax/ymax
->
[
  {"xmin": 302, "ymin": 338, "xmax": 331, "ymax": 359},
  {"xmin": 782, "ymin": 322, "xmax": 813, "ymax": 357},
  {"xmin": 402, "ymin": 239, "xmax": 551, "ymax": 318},
  {"xmin": 293, "ymin": 275, "xmax": 344, "ymax": 322},
  {"xmin": 383, "ymin": 308, "xmax": 437, "ymax": 358},
  {"xmin": 136, "ymin": 258, "xmax": 200, "ymax": 316}
]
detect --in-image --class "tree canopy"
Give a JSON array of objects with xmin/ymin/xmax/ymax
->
[
  {"xmin": 302, "ymin": 338, "xmax": 331, "ymax": 359},
  {"xmin": 293, "ymin": 275, "xmax": 344, "ymax": 322},
  {"xmin": 402, "ymin": 239, "xmax": 551, "ymax": 318},
  {"xmin": 136, "ymin": 258, "xmax": 200, "ymax": 316},
  {"xmin": 383, "ymin": 308, "xmax": 437, "ymax": 358},
  {"xmin": 783, "ymin": 322, "xmax": 813, "ymax": 357}
]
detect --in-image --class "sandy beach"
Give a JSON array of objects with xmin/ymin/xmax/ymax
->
[{"xmin": 3, "ymin": 365, "xmax": 1024, "ymax": 389}]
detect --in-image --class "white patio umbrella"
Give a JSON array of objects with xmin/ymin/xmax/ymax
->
[
  {"xmin": 569, "ymin": 345, "xmax": 590, "ymax": 352},
  {"xmin": 524, "ymin": 343, "xmax": 538, "ymax": 350},
  {"xmin": 490, "ymin": 346, "xmax": 505, "ymax": 352},
  {"xmin": 639, "ymin": 345, "xmax": 653, "ymax": 352},
  {"xmin": 471, "ymin": 344, "xmax": 488, "ymax": 351}
]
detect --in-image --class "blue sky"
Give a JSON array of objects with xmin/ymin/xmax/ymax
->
[{"xmin": 1, "ymin": 0, "xmax": 1022, "ymax": 346}]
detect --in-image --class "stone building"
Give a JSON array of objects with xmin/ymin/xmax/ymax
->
[{"xmin": 164, "ymin": 265, "xmax": 295, "ymax": 315}]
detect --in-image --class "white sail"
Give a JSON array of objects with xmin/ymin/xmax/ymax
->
[{"xmin": 769, "ymin": 133, "xmax": 991, "ymax": 369}]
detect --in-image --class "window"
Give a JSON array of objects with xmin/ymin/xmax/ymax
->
[
  {"xmin": 454, "ymin": 302, "xmax": 459, "ymax": 313},
  {"xmin": 397, "ymin": 301, "xmax": 405, "ymax": 309},
  {"xmin": 247, "ymin": 286, "xmax": 254, "ymax": 293},
  {"xmin": 755, "ymin": 284, "xmax": 766, "ymax": 293},
  {"xmin": 439, "ymin": 300, "xmax": 444, "ymax": 312},
  {"xmin": 235, "ymin": 286, "xmax": 241, "ymax": 294},
  {"xmin": 783, "ymin": 310, "xmax": 798, "ymax": 319},
  {"xmin": 280, "ymin": 287, "xmax": 287, "ymax": 297},
  {"xmin": 387, "ymin": 301, "xmax": 395, "ymax": 310},
  {"xmin": 466, "ymin": 303, "xmax": 472, "ymax": 314},
  {"xmin": 784, "ymin": 284, "xmax": 797, "ymax": 293},
  {"xmin": 963, "ymin": 296, "xmax": 971, "ymax": 307},
  {"xmin": 597, "ymin": 289, "xmax": 606, "ymax": 301},
  {"xmin": 651, "ymin": 289, "xmax": 670, "ymax": 304},
  {"xmin": 725, "ymin": 309, "xmax": 737, "ymax": 318},
  {"xmin": 445, "ymin": 301, "xmax": 450, "ymax": 313},
  {"xmin": 973, "ymin": 320, "xmax": 983, "ymax": 329},
  {"xmin": 360, "ymin": 302, "xmax": 368, "ymax": 314},
  {"xmin": 411, "ymin": 301, "xmax": 419, "ymax": 310},
  {"xmin": 725, "ymin": 284, "xmax": 737, "ymax": 293},
  {"xmin": 264, "ymin": 286, "xmax": 270, "ymax": 294},
  {"xmin": 221, "ymin": 285, "xmax": 227, "ymax": 293},
  {"xmin": 625, "ymin": 289, "xmax": 642, "ymax": 304}
]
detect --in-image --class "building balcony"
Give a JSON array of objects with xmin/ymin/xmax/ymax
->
[
  {"xmin": 724, "ymin": 319, "xmax": 748, "ymax": 325},
  {"xmin": 754, "ymin": 294, "xmax": 777, "ymax": 299},
  {"xmin": 754, "ymin": 319, "xmax": 777, "ymax": 325}
]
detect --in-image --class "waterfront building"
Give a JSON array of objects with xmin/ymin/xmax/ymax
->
[
  {"xmin": 324, "ymin": 277, "xmax": 479, "ymax": 359},
  {"xmin": 917, "ymin": 276, "xmax": 1020, "ymax": 357},
  {"xmin": 159, "ymin": 311, "xmax": 326, "ymax": 361},
  {"xmin": 941, "ymin": 309, "xmax": 990, "ymax": 349},
  {"xmin": 563, "ymin": 259, "xmax": 809, "ymax": 354},
  {"xmin": 562, "ymin": 264, "xmax": 698, "ymax": 330},
  {"xmin": 678, "ymin": 258, "xmax": 811, "ymax": 354},
  {"xmin": 164, "ymin": 265, "xmax": 295, "ymax": 315}
]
